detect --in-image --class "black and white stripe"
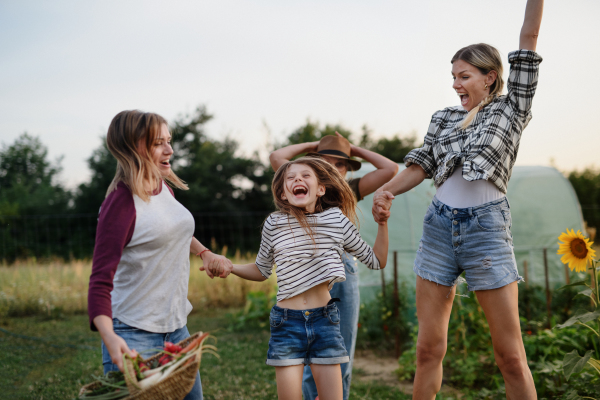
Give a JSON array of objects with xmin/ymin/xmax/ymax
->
[
  {"xmin": 404, "ymin": 49, "xmax": 543, "ymax": 194},
  {"xmin": 256, "ymin": 207, "xmax": 380, "ymax": 301}
]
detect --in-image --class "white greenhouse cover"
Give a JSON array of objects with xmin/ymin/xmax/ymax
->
[{"xmin": 352, "ymin": 164, "xmax": 585, "ymax": 298}]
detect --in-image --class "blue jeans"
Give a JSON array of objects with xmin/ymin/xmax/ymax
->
[
  {"xmin": 414, "ymin": 196, "xmax": 523, "ymax": 291},
  {"xmin": 102, "ymin": 318, "xmax": 203, "ymax": 400},
  {"xmin": 302, "ymin": 252, "xmax": 359, "ymax": 400},
  {"xmin": 267, "ymin": 303, "xmax": 349, "ymax": 366}
]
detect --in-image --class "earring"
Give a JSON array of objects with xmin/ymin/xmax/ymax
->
[{"xmin": 485, "ymin": 84, "xmax": 488, "ymax": 89}]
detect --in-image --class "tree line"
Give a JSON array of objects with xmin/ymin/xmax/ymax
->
[{"xmin": 0, "ymin": 105, "xmax": 420, "ymax": 260}]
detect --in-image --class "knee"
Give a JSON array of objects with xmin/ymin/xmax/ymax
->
[
  {"xmin": 495, "ymin": 352, "xmax": 528, "ymax": 378},
  {"xmin": 416, "ymin": 341, "xmax": 446, "ymax": 365}
]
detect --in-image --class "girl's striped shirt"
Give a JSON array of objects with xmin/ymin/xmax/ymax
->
[{"xmin": 255, "ymin": 207, "xmax": 381, "ymax": 301}]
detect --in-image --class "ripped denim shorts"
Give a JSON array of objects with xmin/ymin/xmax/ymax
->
[{"xmin": 413, "ymin": 196, "xmax": 523, "ymax": 291}]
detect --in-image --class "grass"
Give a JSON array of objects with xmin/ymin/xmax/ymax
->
[
  {"xmin": 0, "ymin": 310, "xmax": 411, "ymax": 399},
  {"xmin": 0, "ymin": 256, "xmax": 277, "ymax": 318}
]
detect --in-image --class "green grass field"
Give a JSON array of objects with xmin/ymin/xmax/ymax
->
[{"xmin": 0, "ymin": 309, "xmax": 411, "ymax": 400}]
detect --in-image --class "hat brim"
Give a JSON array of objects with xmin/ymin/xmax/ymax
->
[{"xmin": 305, "ymin": 152, "xmax": 362, "ymax": 171}]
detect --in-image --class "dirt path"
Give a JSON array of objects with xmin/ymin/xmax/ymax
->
[{"xmin": 353, "ymin": 350, "xmax": 462, "ymax": 398}]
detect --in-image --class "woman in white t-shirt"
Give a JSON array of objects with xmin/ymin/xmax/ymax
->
[{"xmin": 88, "ymin": 110, "xmax": 231, "ymax": 400}]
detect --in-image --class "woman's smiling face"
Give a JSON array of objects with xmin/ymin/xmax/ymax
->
[
  {"xmin": 281, "ymin": 163, "xmax": 325, "ymax": 213},
  {"xmin": 451, "ymin": 59, "xmax": 497, "ymax": 112}
]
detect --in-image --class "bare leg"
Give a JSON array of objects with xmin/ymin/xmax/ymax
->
[
  {"xmin": 412, "ymin": 277, "xmax": 456, "ymax": 400},
  {"xmin": 475, "ymin": 282, "xmax": 537, "ymax": 400},
  {"xmin": 310, "ymin": 364, "xmax": 343, "ymax": 400},
  {"xmin": 275, "ymin": 365, "xmax": 304, "ymax": 400}
]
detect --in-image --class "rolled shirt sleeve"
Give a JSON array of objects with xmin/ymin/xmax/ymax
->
[
  {"xmin": 506, "ymin": 49, "xmax": 543, "ymax": 119},
  {"xmin": 404, "ymin": 111, "xmax": 440, "ymax": 178}
]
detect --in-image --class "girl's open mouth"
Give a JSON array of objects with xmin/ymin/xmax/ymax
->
[
  {"xmin": 459, "ymin": 93, "xmax": 469, "ymax": 107},
  {"xmin": 292, "ymin": 186, "xmax": 308, "ymax": 197}
]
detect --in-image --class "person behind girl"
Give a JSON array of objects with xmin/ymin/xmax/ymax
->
[
  {"xmin": 209, "ymin": 157, "xmax": 390, "ymax": 400},
  {"xmin": 373, "ymin": 1, "xmax": 543, "ymax": 398},
  {"xmin": 88, "ymin": 110, "xmax": 232, "ymax": 400},
  {"xmin": 269, "ymin": 132, "xmax": 398, "ymax": 400}
]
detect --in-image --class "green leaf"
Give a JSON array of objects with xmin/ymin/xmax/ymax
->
[
  {"xmin": 563, "ymin": 349, "xmax": 594, "ymax": 380},
  {"xmin": 564, "ymin": 389, "xmax": 582, "ymax": 400},
  {"xmin": 556, "ymin": 280, "xmax": 588, "ymax": 291},
  {"xmin": 575, "ymin": 288, "xmax": 594, "ymax": 299},
  {"xmin": 555, "ymin": 309, "xmax": 600, "ymax": 329}
]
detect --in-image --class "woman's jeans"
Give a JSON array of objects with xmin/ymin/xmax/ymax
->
[
  {"xmin": 302, "ymin": 252, "xmax": 359, "ymax": 400},
  {"xmin": 101, "ymin": 318, "xmax": 203, "ymax": 400}
]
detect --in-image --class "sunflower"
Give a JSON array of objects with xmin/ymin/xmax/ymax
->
[{"xmin": 557, "ymin": 229, "xmax": 596, "ymax": 273}]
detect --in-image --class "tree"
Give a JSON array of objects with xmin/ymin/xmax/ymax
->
[
  {"xmin": 0, "ymin": 133, "xmax": 70, "ymax": 216},
  {"xmin": 73, "ymin": 140, "xmax": 117, "ymax": 214},
  {"xmin": 169, "ymin": 106, "xmax": 273, "ymax": 214},
  {"xmin": 281, "ymin": 121, "xmax": 421, "ymax": 164},
  {"xmin": 568, "ymin": 168, "xmax": 600, "ymax": 230}
]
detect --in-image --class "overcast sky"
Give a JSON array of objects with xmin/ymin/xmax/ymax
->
[{"xmin": 1, "ymin": 0, "xmax": 599, "ymax": 188}]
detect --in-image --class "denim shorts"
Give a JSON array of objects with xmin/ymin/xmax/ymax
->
[
  {"xmin": 414, "ymin": 196, "xmax": 523, "ymax": 292},
  {"xmin": 267, "ymin": 303, "xmax": 349, "ymax": 366},
  {"xmin": 101, "ymin": 318, "xmax": 202, "ymax": 400}
]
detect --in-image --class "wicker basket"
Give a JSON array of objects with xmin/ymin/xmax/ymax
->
[{"xmin": 79, "ymin": 332, "xmax": 204, "ymax": 400}]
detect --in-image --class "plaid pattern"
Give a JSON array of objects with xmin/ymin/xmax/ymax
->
[{"xmin": 404, "ymin": 49, "xmax": 543, "ymax": 194}]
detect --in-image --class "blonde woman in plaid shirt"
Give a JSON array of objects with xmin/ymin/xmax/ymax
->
[{"xmin": 373, "ymin": 0, "xmax": 543, "ymax": 398}]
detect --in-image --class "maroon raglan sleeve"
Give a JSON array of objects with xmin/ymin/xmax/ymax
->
[{"xmin": 88, "ymin": 183, "xmax": 136, "ymax": 331}]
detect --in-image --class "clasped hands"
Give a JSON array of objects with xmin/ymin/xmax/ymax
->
[
  {"xmin": 198, "ymin": 251, "xmax": 233, "ymax": 279},
  {"xmin": 372, "ymin": 188, "xmax": 395, "ymax": 224}
]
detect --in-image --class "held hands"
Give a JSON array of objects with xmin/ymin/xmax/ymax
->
[
  {"xmin": 199, "ymin": 252, "xmax": 233, "ymax": 279},
  {"xmin": 372, "ymin": 188, "xmax": 395, "ymax": 225}
]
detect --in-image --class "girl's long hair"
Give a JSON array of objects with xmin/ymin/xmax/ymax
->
[
  {"xmin": 451, "ymin": 43, "xmax": 504, "ymax": 129},
  {"xmin": 271, "ymin": 157, "xmax": 357, "ymax": 243},
  {"xmin": 106, "ymin": 110, "xmax": 187, "ymax": 202}
]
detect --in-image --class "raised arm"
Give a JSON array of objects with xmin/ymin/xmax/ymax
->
[
  {"xmin": 519, "ymin": 0, "xmax": 544, "ymax": 51},
  {"xmin": 350, "ymin": 143, "xmax": 399, "ymax": 197},
  {"xmin": 269, "ymin": 141, "xmax": 320, "ymax": 171}
]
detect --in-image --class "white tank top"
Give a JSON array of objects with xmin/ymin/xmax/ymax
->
[{"xmin": 435, "ymin": 165, "xmax": 505, "ymax": 208}]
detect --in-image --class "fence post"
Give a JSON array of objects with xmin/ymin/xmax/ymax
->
[
  {"xmin": 393, "ymin": 251, "xmax": 400, "ymax": 358},
  {"xmin": 381, "ymin": 268, "xmax": 386, "ymax": 300},
  {"xmin": 564, "ymin": 264, "xmax": 571, "ymax": 285},
  {"xmin": 523, "ymin": 260, "xmax": 530, "ymax": 322},
  {"xmin": 543, "ymin": 248, "xmax": 552, "ymax": 329}
]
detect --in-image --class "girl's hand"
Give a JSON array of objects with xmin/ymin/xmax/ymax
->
[{"xmin": 372, "ymin": 189, "xmax": 395, "ymax": 225}]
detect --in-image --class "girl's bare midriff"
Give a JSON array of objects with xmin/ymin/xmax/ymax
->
[{"xmin": 276, "ymin": 281, "xmax": 331, "ymax": 310}]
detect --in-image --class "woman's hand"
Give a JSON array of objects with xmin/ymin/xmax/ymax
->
[
  {"xmin": 372, "ymin": 189, "xmax": 395, "ymax": 225},
  {"xmin": 103, "ymin": 332, "xmax": 137, "ymax": 372},
  {"xmin": 93, "ymin": 315, "xmax": 137, "ymax": 372},
  {"xmin": 199, "ymin": 252, "xmax": 233, "ymax": 278}
]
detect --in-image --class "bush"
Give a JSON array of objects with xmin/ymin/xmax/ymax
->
[{"xmin": 356, "ymin": 281, "xmax": 413, "ymax": 353}]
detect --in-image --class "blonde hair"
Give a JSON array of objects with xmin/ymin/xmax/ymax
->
[
  {"xmin": 106, "ymin": 110, "xmax": 187, "ymax": 202},
  {"xmin": 271, "ymin": 157, "xmax": 357, "ymax": 244},
  {"xmin": 451, "ymin": 43, "xmax": 504, "ymax": 129}
]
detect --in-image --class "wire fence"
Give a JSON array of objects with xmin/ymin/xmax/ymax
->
[{"xmin": 0, "ymin": 211, "xmax": 271, "ymax": 262}]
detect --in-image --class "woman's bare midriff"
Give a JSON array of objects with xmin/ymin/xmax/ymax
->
[{"xmin": 276, "ymin": 281, "xmax": 332, "ymax": 310}]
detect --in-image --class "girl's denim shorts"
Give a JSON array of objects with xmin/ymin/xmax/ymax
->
[
  {"xmin": 414, "ymin": 196, "xmax": 523, "ymax": 292},
  {"xmin": 266, "ymin": 303, "xmax": 349, "ymax": 366}
]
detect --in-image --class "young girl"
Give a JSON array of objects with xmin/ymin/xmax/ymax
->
[{"xmin": 210, "ymin": 156, "xmax": 389, "ymax": 400}]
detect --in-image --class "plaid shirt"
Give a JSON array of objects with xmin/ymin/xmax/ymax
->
[{"xmin": 405, "ymin": 49, "xmax": 543, "ymax": 194}]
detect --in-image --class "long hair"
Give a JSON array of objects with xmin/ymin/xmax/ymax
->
[
  {"xmin": 451, "ymin": 43, "xmax": 504, "ymax": 129},
  {"xmin": 271, "ymin": 157, "xmax": 357, "ymax": 243},
  {"xmin": 106, "ymin": 110, "xmax": 187, "ymax": 202}
]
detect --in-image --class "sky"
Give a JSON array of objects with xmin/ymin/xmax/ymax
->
[{"xmin": 1, "ymin": 0, "xmax": 599, "ymax": 188}]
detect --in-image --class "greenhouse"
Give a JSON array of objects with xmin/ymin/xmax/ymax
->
[{"xmin": 353, "ymin": 164, "xmax": 586, "ymax": 300}]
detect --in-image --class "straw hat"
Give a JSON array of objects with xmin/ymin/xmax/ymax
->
[{"xmin": 306, "ymin": 135, "xmax": 362, "ymax": 171}]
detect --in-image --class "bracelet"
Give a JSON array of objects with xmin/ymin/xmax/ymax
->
[{"xmin": 196, "ymin": 249, "xmax": 211, "ymax": 258}]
